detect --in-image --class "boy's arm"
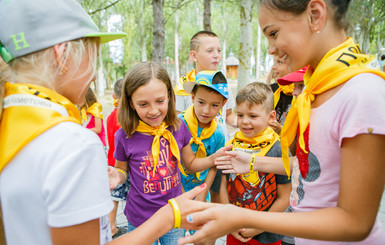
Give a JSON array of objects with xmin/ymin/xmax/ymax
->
[
  {"xmin": 266, "ymin": 182, "xmax": 290, "ymax": 213},
  {"xmin": 219, "ymin": 174, "xmax": 229, "ymax": 204},
  {"xmin": 181, "ymin": 144, "xmax": 232, "ymax": 173},
  {"xmin": 195, "ymin": 167, "xmax": 216, "ymax": 202}
]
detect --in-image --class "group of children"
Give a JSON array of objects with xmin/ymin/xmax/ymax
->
[{"xmin": 1, "ymin": 0, "xmax": 385, "ymax": 245}]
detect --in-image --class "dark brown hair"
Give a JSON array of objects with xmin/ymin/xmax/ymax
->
[
  {"xmin": 260, "ymin": 0, "xmax": 351, "ymax": 30},
  {"xmin": 119, "ymin": 62, "xmax": 180, "ymax": 137}
]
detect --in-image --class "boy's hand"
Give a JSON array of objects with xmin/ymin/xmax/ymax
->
[
  {"xmin": 213, "ymin": 144, "xmax": 233, "ymax": 161},
  {"xmin": 214, "ymin": 150, "xmax": 252, "ymax": 174},
  {"xmin": 240, "ymin": 228, "xmax": 263, "ymax": 239},
  {"xmin": 230, "ymin": 229, "xmax": 252, "ymax": 243},
  {"xmin": 268, "ymin": 118, "xmax": 282, "ymax": 135}
]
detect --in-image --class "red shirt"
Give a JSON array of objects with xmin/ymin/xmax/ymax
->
[{"xmin": 106, "ymin": 108, "xmax": 120, "ymax": 166}]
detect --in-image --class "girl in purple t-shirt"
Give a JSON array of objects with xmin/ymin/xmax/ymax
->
[{"xmin": 108, "ymin": 62, "xmax": 229, "ymax": 245}]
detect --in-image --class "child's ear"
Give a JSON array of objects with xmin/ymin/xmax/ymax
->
[
  {"xmin": 112, "ymin": 94, "xmax": 117, "ymax": 100},
  {"xmin": 222, "ymin": 98, "xmax": 228, "ymax": 107},
  {"xmin": 268, "ymin": 110, "xmax": 277, "ymax": 123},
  {"xmin": 190, "ymin": 50, "xmax": 198, "ymax": 63},
  {"xmin": 306, "ymin": 0, "xmax": 327, "ymax": 34}
]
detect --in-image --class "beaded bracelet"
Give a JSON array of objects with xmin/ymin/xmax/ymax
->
[
  {"xmin": 116, "ymin": 168, "xmax": 128, "ymax": 179},
  {"xmin": 168, "ymin": 198, "xmax": 181, "ymax": 228},
  {"xmin": 250, "ymin": 154, "xmax": 256, "ymax": 173}
]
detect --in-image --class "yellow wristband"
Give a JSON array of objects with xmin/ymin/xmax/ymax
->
[
  {"xmin": 117, "ymin": 169, "xmax": 128, "ymax": 179},
  {"xmin": 250, "ymin": 154, "xmax": 256, "ymax": 173},
  {"xmin": 168, "ymin": 198, "xmax": 181, "ymax": 228}
]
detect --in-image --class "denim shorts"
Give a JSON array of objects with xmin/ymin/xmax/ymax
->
[
  {"xmin": 127, "ymin": 220, "xmax": 184, "ymax": 245},
  {"xmin": 111, "ymin": 178, "xmax": 131, "ymax": 201}
]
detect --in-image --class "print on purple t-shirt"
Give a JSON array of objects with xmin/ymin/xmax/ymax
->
[{"xmin": 114, "ymin": 121, "xmax": 191, "ymax": 227}]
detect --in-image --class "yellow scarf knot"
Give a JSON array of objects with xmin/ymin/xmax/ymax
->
[
  {"xmin": 280, "ymin": 37, "xmax": 385, "ymax": 178},
  {"xmin": 136, "ymin": 121, "xmax": 186, "ymax": 177},
  {"xmin": 182, "ymin": 105, "xmax": 217, "ymax": 179},
  {"xmin": 228, "ymin": 127, "xmax": 279, "ymax": 186},
  {"xmin": 273, "ymin": 83, "xmax": 294, "ymax": 108}
]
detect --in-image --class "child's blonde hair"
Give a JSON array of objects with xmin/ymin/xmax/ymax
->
[
  {"xmin": 119, "ymin": 62, "xmax": 180, "ymax": 137},
  {"xmin": 0, "ymin": 37, "xmax": 99, "ymax": 119},
  {"xmin": 190, "ymin": 31, "xmax": 218, "ymax": 52},
  {"xmin": 236, "ymin": 82, "xmax": 274, "ymax": 113}
]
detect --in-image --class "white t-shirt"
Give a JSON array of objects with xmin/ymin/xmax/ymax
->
[
  {"xmin": 0, "ymin": 122, "xmax": 113, "ymax": 245},
  {"xmin": 290, "ymin": 73, "xmax": 385, "ymax": 244}
]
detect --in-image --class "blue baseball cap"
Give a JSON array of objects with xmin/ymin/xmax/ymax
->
[
  {"xmin": 0, "ymin": 0, "xmax": 127, "ymax": 63},
  {"xmin": 183, "ymin": 70, "xmax": 229, "ymax": 99}
]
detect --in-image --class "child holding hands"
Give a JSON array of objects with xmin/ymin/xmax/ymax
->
[
  {"xmin": 220, "ymin": 82, "xmax": 291, "ymax": 245},
  {"xmin": 178, "ymin": 70, "xmax": 228, "ymax": 202},
  {"xmin": 108, "ymin": 62, "xmax": 230, "ymax": 244},
  {"xmin": 179, "ymin": 1, "xmax": 385, "ymax": 244}
]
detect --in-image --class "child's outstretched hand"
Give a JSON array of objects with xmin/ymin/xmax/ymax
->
[
  {"xmin": 214, "ymin": 150, "xmax": 252, "ymax": 174},
  {"xmin": 177, "ymin": 204, "xmax": 246, "ymax": 245},
  {"xmin": 212, "ymin": 144, "xmax": 233, "ymax": 162},
  {"xmin": 108, "ymin": 166, "xmax": 120, "ymax": 191},
  {"xmin": 175, "ymin": 183, "xmax": 217, "ymax": 230}
]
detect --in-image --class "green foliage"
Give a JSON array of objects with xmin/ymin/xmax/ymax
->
[{"xmin": 81, "ymin": 0, "xmax": 385, "ymax": 85}]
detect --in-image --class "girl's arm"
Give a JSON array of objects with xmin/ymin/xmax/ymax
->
[
  {"xmin": 215, "ymin": 150, "xmax": 296, "ymax": 176},
  {"xmin": 89, "ymin": 117, "xmax": 102, "ymax": 134},
  {"xmin": 51, "ymin": 185, "xmax": 213, "ymax": 245},
  {"xmin": 195, "ymin": 167, "xmax": 216, "ymax": 202},
  {"xmin": 109, "ymin": 184, "xmax": 215, "ymax": 244},
  {"xmin": 181, "ymin": 144, "xmax": 232, "ymax": 173},
  {"xmin": 178, "ymin": 133, "xmax": 385, "ymax": 244},
  {"xmin": 108, "ymin": 160, "xmax": 128, "ymax": 191}
]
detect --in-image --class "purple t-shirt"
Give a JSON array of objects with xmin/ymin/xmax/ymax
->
[{"xmin": 114, "ymin": 121, "xmax": 191, "ymax": 227}]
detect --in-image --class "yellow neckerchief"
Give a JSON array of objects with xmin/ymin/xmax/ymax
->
[
  {"xmin": 0, "ymin": 82, "xmax": 81, "ymax": 172},
  {"xmin": 273, "ymin": 83, "xmax": 294, "ymax": 108},
  {"xmin": 80, "ymin": 102, "xmax": 103, "ymax": 123},
  {"xmin": 227, "ymin": 127, "xmax": 279, "ymax": 186},
  {"xmin": 113, "ymin": 99, "xmax": 119, "ymax": 107},
  {"xmin": 174, "ymin": 69, "xmax": 196, "ymax": 96},
  {"xmin": 280, "ymin": 37, "xmax": 385, "ymax": 177},
  {"xmin": 136, "ymin": 120, "xmax": 186, "ymax": 177},
  {"xmin": 182, "ymin": 105, "xmax": 218, "ymax": 179}
]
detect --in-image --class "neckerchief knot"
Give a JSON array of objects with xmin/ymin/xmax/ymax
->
[
  {"xmin": 280, "ymin": 37, "xmax": 385, "ymax": 178},
  {"xmin": 136, "ymin": 120, "xmax": 186, "ymax": 177}
]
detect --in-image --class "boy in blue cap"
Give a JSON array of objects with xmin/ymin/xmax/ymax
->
[{"xmin": 179, "ymin": 70, "xmax": 228, "ymax": 203}]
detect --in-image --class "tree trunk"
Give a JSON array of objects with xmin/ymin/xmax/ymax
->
[
  {"xmin": 151, "ymin": 0, "xmax": 165, "ymax": 64},
  {"xmin": 256, "ymin": 25, "xmax": 262, "ymax": 82},
  {"xmin": 238, "ymin": 0, "xmax": 253, "ymax": 91},
  {"xmin": 203, "ymin": 0, "xmax": 211, "ymax": 31},
  {"xmin": 174, "ymin": 13, "xmax": 180, "ymax": 83}
]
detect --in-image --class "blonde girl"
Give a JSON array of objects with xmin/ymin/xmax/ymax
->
[
  {"xmin": 0, "ymin": 1, "xmax": 214, "ymax": 244},
  {"xmin": 179, "ymin": 0, "xmax": 385, "ymax": 244},
  {"xmin": 108, "ymin": 62, "xmax": 230, "ymax": 245}
]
